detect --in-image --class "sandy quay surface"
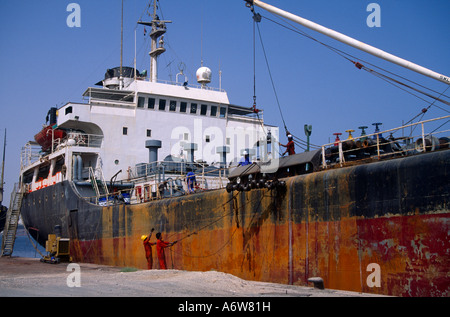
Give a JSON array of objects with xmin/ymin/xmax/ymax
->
[{"xmin": 0, "ymin": 257, "xmax": 383, "ymax": 297}]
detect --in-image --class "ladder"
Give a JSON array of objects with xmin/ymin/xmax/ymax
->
[
  {"xmin": 1, "ymin": 184, "xmax": 24, "ymax": 256},
  {"xmin": 89, "ymin": 167, "xmax": 109, "ymax": 201}
]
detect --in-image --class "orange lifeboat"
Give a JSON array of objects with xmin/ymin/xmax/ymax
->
[{"xmin": 34, "ymin": 125, "xmax": 66, "ymax": 152}]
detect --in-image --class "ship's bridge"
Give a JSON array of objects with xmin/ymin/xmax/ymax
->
[
  {"xmin": 80, "ymin": 77, "xmax": 263, "ymax": 125},
  {"xmin": 48, "ymin": 66, "xmax": 277, "ymax": 185}
]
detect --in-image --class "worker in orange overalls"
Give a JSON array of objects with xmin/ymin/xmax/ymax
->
[
  {"xmin": 141, "ymin": 229, "xmax": 155, "ymax": 269},
  {"xmin": 280, "ymin": 134, "xmax": 296, "ymax": 156},
  {"xmin": 155, "ymin": 232, "xmax": 177, "ymax": 269}
]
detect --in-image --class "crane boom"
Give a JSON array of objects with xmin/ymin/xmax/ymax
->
[{"xmin": 245, "ymin": 0, "xmax": 450, "ymax": 85}]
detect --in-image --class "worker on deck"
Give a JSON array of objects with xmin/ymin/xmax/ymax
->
[
  {"xmin": 156, "ymin": 232, "xmax": 177, "ymax": 270},
  {"xmin": 238, "ymin": 150, "xmax": 251, "ymax": 166},
  {"xmin": 141, "ymin": 230, "xmax": 155, "ymax": 270},
  {"xmin": 280, "ymin": 134, "xmax": 295, "ymax": 156},
  {"xmin": 186, "ymin": 171, "xmax": 197, "ymax": 193}
]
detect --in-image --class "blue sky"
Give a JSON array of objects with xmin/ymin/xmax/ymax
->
[{"xmin": 1, "ymin": 0, "xmax": 449, "ymax": 204}]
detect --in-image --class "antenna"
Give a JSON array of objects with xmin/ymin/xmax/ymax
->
[
  {"xmin": 120, "ymin": 0, "xmax": 124, "ymax": 89},
  {"xmin": 219, "ymin": 60, "xmax": 222, "ymax": 90},
  {"xmin": 137, "ymin": 0, "xmax": 171, "ymax": 82},
  {"xmin": 119, "ymin": 0, "xmax": 123, "ymax": 89},
  {"xmin": 200, "ymin": 4, "xmax": 204, "ymax": 67},
  {"xmin": 134, "ymin": 27, "xmax": 137, "ymax": 81}
]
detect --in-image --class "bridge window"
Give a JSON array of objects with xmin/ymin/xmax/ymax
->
[
  {"xmin": 219, "ymin": 107, "xmax": 227, "ymax": 118},
  {"xmin": 148, "ymin": 98, "xmax": 155, "ymax": 109},
  {"xmin": 180, "ymin": 102, "xmax": 187, "ymax": 113},
  {"xmin": 210, "ymin": 105, "xmax": 217, "ymax": 117},
  {"xmin": 137, "ymin": 96, "xmax": 145, "ymax": 108},
  {"xmin": 190, "ymin": 103, "xmax": 197, "ymax": 114},
  {"xmin": 169, "ymin": 100, "xmax": 177, "ymax": 111},
  {"xmin": 200, "ymin": 104, "xmax": 208, "ymax": 116},
  {"xmin": 159, "ymin": 99, "xmax": 166, "ymax": 111},
  {"xmin": 65, "ymin": 106, "xmax": 73, "ymax": 115}
]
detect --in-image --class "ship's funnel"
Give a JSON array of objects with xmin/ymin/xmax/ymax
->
[
  {"xmin": 46, "ymin": 107, "xmax": 58, "ymax": 126},
  {"xmin": 97, "ymin": 67, "xmax": 141, "ymax": 90}
]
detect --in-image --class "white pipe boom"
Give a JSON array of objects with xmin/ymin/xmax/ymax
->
[{"xmin": 248, "ymin": 0, "xmax": 450, "ymax": 85}]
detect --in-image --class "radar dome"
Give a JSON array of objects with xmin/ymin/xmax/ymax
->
[{"xmin": 196, "ymin": 66, "xmax": 212, "ymax": 85}]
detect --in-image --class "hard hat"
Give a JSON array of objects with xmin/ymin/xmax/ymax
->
[
  {"xmin": 141, "ymin": 235, "xmax": 147, "ymax": 241},
  {"xmin": 288, "ymin": 134, "xmax": 293, "ymax": 139},
  {"xmin": 243, "ymin": 150, "xmax": 248, "ymax": 155}
]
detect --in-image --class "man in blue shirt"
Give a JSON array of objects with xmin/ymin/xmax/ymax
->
[
  {"xmin": 238, "ymin": 150, "xmax": 251, "ymax": 166},
  {"xmin": 186, "ymin": 171, "xmax": 196, "ymax": 193}
]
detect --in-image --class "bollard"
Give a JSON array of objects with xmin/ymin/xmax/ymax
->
[{"xmin": 307, "ymin": 277, "xmax": 325, "ymax": 290}]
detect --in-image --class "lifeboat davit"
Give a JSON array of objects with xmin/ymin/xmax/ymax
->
[{"xmin": 34, "ymin": 125, "xmax": 66, "ymax": 152}]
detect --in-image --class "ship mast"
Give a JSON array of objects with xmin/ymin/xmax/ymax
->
[
  {"xmin": 0, "ymin": 129, "xmax": 5, "ymax": 204},
  {"xmin": 138, "ymin": 1, "xmax": 171, "ymax": 82},
  {"xmin": 245, "ymin": 0, "xmax": 450, "ymax": 85},
  {"xmin": 120, "ymin": 0, "xmax": 124, "ymax": 89}
]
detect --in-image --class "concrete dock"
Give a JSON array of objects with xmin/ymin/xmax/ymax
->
[{"xmin": 0, "ymin": 256, "xmax": 384, "ymax": 297}]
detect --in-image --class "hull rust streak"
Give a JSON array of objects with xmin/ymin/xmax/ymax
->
[{"xmin": 20, "ymin": 150, "xmax": 450, "ymax": 297}]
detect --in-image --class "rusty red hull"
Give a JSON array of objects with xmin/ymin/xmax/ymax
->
[
  {"xmin": 21, "ymin": 150, "xmax": 450, "ymax": 296},
  {"xmin": 70, "ymin": 198, "xmax": 448, "ymax": 297}
]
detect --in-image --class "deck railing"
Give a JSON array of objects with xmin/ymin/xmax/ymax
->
[
  {"xmin": 320, "ymin": 115, "xmax": 450, "ymax": 168},
  {"xmin": 20, "ymin": 133, "xmax": 104, "ymax": 170},
  {"xmin": 20, "ymin": 142, "xmax": 42, "ymax": 171},
  {"xmin": 88, "ymin": 162, "xmax": 230, "ymax": 206}
]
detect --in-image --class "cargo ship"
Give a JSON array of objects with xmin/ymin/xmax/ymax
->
[{"xmin": 9, "ymin": 0, "xmax": 450, "ymax": 297}]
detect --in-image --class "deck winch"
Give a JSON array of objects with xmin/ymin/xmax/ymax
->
[{"xmin": 226, "ymin": 150, "xmax": 322, "ymax": 193}]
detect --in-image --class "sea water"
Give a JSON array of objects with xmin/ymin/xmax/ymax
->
[{"xmin": 0, "ymin": 229, "xmax": 46, "ymax": 258}]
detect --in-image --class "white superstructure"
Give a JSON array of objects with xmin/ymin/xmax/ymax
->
[
  {"xmin": 55, "ymin": 71, "xmax": 277, "ymax": 181},
  {"xmin": 19, "ymin": 2, "xmax": 279, "ymax": 200}
]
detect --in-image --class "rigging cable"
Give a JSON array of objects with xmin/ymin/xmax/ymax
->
[
  {"xmin": 252, "ymin": 12, "xmax": 258, "ymax": 109},
  {"xmin": 249, "ymin": 7, "xmax": 332, "ymax": 149},
  {"xmin": 356, "ymin": 64, "xmax": 450, "ymax": 108},
  {"xmin": 262, "ymin": 11, "xmax": 450, "ymax": 139},
  {"xmin": 249, "ymin": 8, "xmax": 288, "ymax": 157},
  {"xmin": 406, "ymin": 85, "xmax": 450, "ymax": 125},
  {"xmin": 403, "ymin": 85, "xmax": 450, "ymax": 137},
  {"xmin": 250, "ymin": 7, "xmax": 288, "ymax": 135},
  {"xmin": 259, "ymin": 13, "xmax": 450, "ymax": 110}
]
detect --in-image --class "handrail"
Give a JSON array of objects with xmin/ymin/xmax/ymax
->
[
  {"xmin": 20, "ymin": 133, "xmax": 104, "ymax": 171},
  {"xmin": 321, "ymin": 115, "xmax": 450, "ymax": 168},
  {"xmin": 88, "ymin": 165, "xmax": 230, "ymax": 206},
  {"xmin": 150, "ymin": 78, "xmax": 226, "ymax": 93},
  {"xmin": 127, "ymin": 160, "xmax": 227, "ymax": 182}
]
